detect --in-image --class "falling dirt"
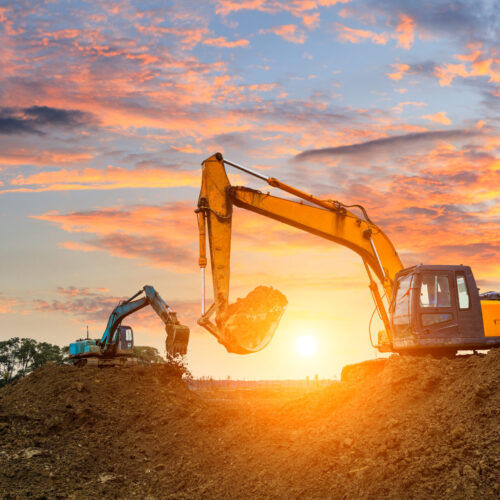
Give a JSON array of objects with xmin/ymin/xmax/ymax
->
[
  {"xmin": 1, "ymin": 350, "xmax": 499, "ymax": 499},
  {"xmin": 222, "ymin": 286, "xmax": 288, "ymax": 352}
]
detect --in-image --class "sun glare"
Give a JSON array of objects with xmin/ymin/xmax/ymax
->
[{"xmin": 296, "ymin": 335, "xmax": 318, "ymax": 357}]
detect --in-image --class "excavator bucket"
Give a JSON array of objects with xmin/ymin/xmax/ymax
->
[
  {"xmin": 219, "ymin": 286, "xmax": 288, "ymax": 354},
  {"xmin": 166, "ymin": 323, "xmax": 190, "ymax": 356}
]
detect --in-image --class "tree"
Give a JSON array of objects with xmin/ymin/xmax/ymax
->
[
  {"xmin": 0, "ymin": 338, "xmax": 19, "ymax": 386},
  {"xmin": 0, "ymin": 337, "xmax": 66, "ymax": 387},
  {"xmin": 133, "ymin": 345, "xmax": 165, "ymax": 365}
]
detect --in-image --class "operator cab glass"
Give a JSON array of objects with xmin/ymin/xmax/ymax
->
[
  {"xmin": 392, "ymin": 273, "xmax": 413, "ymax": 337},
  {"xmin": 419, "ymin": 273, "xmax": 453, "ymax": 327},
  {"xmin": 456, "ymin": 274, "xmax": 470, "ymax": 309},
  {"xmin": 118, "ymin": 326, "xmax": 134, "ymax": 350},
  {"xmin": 420, "ymin": 274, "xmax": 451, "ymax": 308}
]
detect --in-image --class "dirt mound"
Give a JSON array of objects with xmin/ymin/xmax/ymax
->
[
  {"xmin": 1, "ymin": 350, "xmax": 499, "ymax": 499},
  {"xmin": 276, "ymin": 351, "xmax": 500, "ymax": 498},
  {"xmin": 0, "ymin": 363, "xmax": 209, "ymax": 498},
  {"xmin": 222, "ymin": 286, "xmax": 288, "ymax": 353}
]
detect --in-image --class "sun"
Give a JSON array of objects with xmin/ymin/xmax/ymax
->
[{"xmin": 295, "ymin": 335, "xmax": 318, "ymax": 357}]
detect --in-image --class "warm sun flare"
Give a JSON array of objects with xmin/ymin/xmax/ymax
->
[{"xmin": 295, "ymin": 335, "xmax": 318, "ymax": 357}]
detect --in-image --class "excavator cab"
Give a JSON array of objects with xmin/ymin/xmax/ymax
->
[
  {"xmin": 390, "ymin": 264, "xmax": 499, "ymax": 354},
  {"xmin": 117, "ymin": 326, "xmax": 134, "ymax": 351}
]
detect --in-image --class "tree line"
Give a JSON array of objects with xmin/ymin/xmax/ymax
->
[{"xmin": 0, "ymin": 337, "xmax": 68, "ymax": 387}]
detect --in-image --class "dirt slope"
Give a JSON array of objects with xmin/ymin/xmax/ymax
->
[{"xmin": 1, "ymin": 350, "xmax": 499, "ymax": 499}]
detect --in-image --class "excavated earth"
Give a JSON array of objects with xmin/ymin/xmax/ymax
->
[
  {"xmin": 1, "ymin": 350, "xmax": 499, "ymax": 499},
  {"xmin": 223, "ymin": 286, "xmax": 288, "ymax": 351}
]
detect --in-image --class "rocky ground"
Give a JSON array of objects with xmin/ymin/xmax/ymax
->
[{"xmin": 1, "ymin": 350, "xmax": 499, "ymax": 499}]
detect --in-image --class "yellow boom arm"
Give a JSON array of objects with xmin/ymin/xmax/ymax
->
[{"xmin": 197, "ymin": 152, "xmax": 404, "ymax": 353}]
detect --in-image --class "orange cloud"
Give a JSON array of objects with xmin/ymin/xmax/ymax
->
[
  {"xmin": 203, "ymin": 37, "xmax": 250, "ymax": 48},
  {"xmin": 0, "ymin": 294, "xmax": 22, "ymax": 314},
  {"xmin": 334, "ymin": 23, "xmax": 388, "ymax": 45},
  {"xmin": 394, "ymin": 14, "xmax": 415, "ymax": 50},
  {"xmin": 392, "ymin": 101, "xmax": 426, "ymax": 113},
  {"xmin": 0, "ymin": 150, "xmax": 94, "ymax": 166},
  {"xmin": 435, "ymin": 63, "xmax": 470, "ymax": 86},
  {"xmin": 215, "ymin": 0, "xmax": 269, "ymax": 16},
  {"xmin": 435, "ymin": 46, "xmax": 500, "ymax": 86},
  {"xmin": 171, "ymin": 144, "xmax": 203, "ymax": 154},
  {"xmin": 33, "ymin": 288, "xmax": 128, "ymax": 324},
  {"xmin": 422, "ymin": 111, "xmax": 451, "ymax": 125},
  {"xmin": 215, "ymin": 0, "xmax": 349, "ymax": 18},
  {"xmin": 33, "ymin": 203, "xmax": 198, "ymax": 272},
  {"xmin": 318, "ymin": 0, "xmax": 350, "ymax": 5},
  {"xmin": 3, "ymin": 166, "xmax": 199, "ymax": 193},
  {"xmin": 260, "ymin": 25, "xmax": 307, "ymax": 44},
  {"xmin": 0, "ymin": 5, "xmax": 23, "ymax": 36},
  {"xmin": 327, "ymin": 144, "xmax": 500, "ymax": 278},
  {"xmin": 135, "ymin": 25, "xmax": 209, "ymax": 49},
  {"xmin": 387, "ymin": 63, "xmax": 410, "ymax": 80},
  {"xmin": 302, "ymin": 12, "xmax": 320, "ymax": 29}
]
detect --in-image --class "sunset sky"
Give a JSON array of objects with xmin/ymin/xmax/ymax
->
[{"xmin": 0, "ymin": 0, "xmax": 498, "ymax": 379}]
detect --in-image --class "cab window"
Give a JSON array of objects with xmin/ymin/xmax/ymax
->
[
  {"xmin": 456, "ymin": 274, "xmax": 470, "ymax": 309},
  {"xmin": 393, "ymin": 274, "xmax": 413, "ymax": 336},
  {"xmin": 125, "ymin": 328, "xmax": 133, "ymax": 341},
  {"xmin": 420, "ymin": 274, "xmax": 451, "ymax": 308}
]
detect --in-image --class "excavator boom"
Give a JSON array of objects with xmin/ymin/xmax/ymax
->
[{"xmin": 197, "ymin": 152, "xmax": 403, "ymax": 353}]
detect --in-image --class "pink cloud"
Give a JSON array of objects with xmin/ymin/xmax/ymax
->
[
  {"xmin": 386, "ymin": 63, "xmax": 410, "ymax": 80},
  {"xmin": 334, "ymin": 23, "xmax": 388, "ymax": 45},
  {"xmin": 0, "ymin": 150, "xmax": 94, "ymax": 167},
  {"xmin": 422, "ymin": 112, "xmax": 451, "ymax": 125},
  {"xmin": 260, "ymin": 25, "xmax": 307, "ymax": 44},
  {"xmin": 32, "ymin": 203, "xmax": 198, "ymax": 272},
  {"xmin": 3, "ymin": 166, "xmax": 199, "ymax": 193},
  {"xmin": 203, "ymin": 37, "xmax": 250, "ymax": 48},
  {"xmin": 394, "ymin": 14, "xmax": 415, "ymax": 50},
  {"xmin": 392, "ymin": 101, "xmax": 427, "ymax": 113},
  {"xmin": 434, "ymin": 45, "xmax": 500, "ymax": 86},
  {"xmin": 302, "ymin": 12, "xmax": 320, "ymax": 30},
  {"xmin": 0, "ymin": 294, "xmax": 22, "ymax": 314},
  {"xmin": 215, "ymin": 0, "xmax": 350, "ymax": 17}
]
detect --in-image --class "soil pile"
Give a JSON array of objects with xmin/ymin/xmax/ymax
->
[
  {"xmin": 276, "ymin": 351, "xmax": 500, "ymax": 499},
  {"xmin": 0, "ymin": 363, "xmax": 208, "ymax": 498},
  {"xmin": 222, "ymin": 286, "xmax": 287, "ymax": 353},
  {"xmin": 1, "ymin": 350, "xmax": 499, "ymax": 499}
]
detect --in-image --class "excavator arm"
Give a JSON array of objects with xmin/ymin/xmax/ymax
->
[
  {"xmin": 100, "ymin": 285, "xmax": 190, "ymax": 356},
  {"xmin": 197, "ymin": 152, "xmax": 404, "ymax": 354}
]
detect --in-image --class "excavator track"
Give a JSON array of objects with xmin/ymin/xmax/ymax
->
[{"xmin": 72, "ymin": 355, "xmax": 138, "ymax": 368}]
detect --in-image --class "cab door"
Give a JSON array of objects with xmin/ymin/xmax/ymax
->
[
  {"xmin": 119, "ymin": 326, "xmax": 134, "ymax": 350},
  {"xmin": 454, "ymin": 268, "xmax": 485, "ymax": 340}
]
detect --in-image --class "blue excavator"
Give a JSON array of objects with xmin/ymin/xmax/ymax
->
[{"xmin": 69, "ymin": 285, "xmax": 190, "ymax": 367}]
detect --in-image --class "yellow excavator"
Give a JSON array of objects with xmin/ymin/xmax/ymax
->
[{"xmin": 196, "ymin": 152, "xmax": 500, "ymax": 357}]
